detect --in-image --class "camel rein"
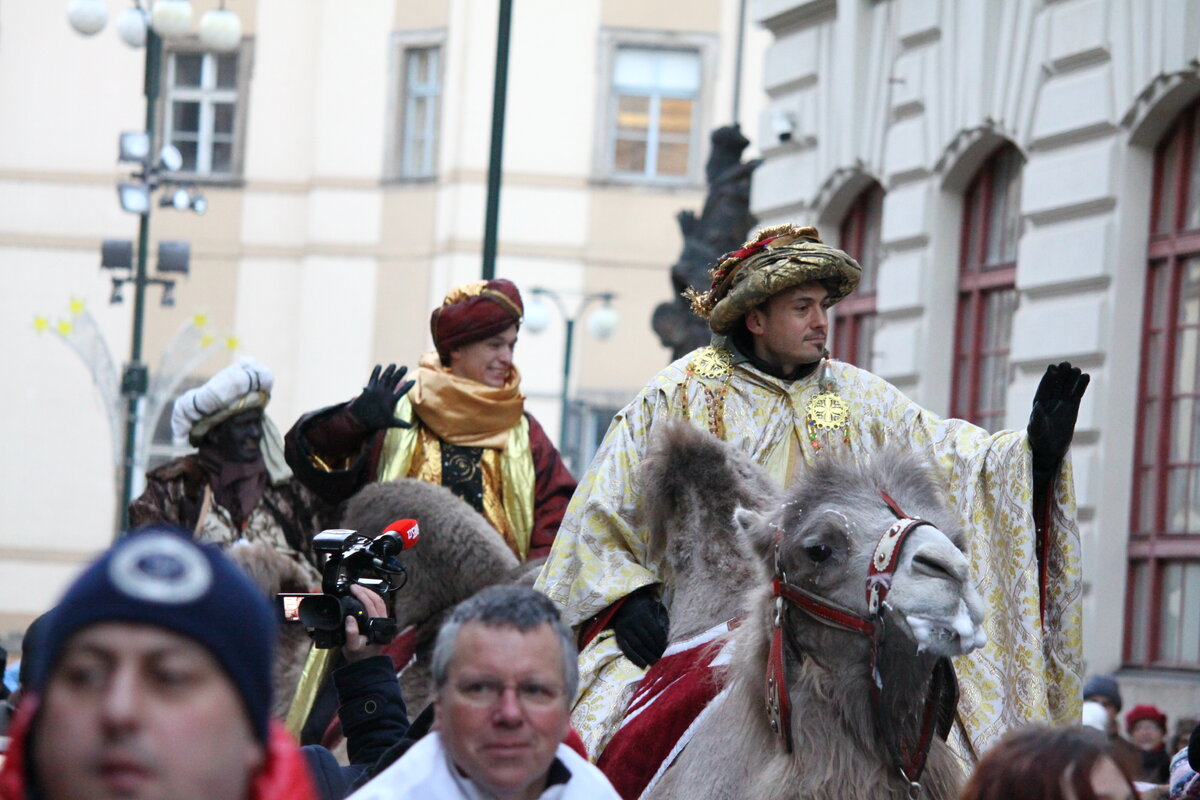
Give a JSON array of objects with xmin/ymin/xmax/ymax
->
[{"xmin": 764, "ymin": 490, "xmax": 946, "ymax": 798}]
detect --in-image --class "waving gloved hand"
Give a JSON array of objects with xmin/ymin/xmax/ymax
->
[
  {"xmin": 348, "ymin": 364, "xmax": 415, "ymax": 431},
  {"xmin": 1027, "ymin": 361, "xmax": 1090, "ymax": 473},
  {"xmin": 611, "ymin": 585, "xmax": 670, "ymax": 669}
]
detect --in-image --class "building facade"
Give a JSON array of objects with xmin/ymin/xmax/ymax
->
[
  {"xmin": 749, "ymin": 0, "xmax": 1200, "ymax": 710},
  {"xmin": 0, "ymin": 0, "xmax": 767, "ymax": 636}
]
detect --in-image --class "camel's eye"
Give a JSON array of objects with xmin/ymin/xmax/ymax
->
[{"xmin": 804, "ymin": 544, "xmax": 832, "ymax": 563}]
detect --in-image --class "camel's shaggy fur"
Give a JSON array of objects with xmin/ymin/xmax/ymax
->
[
  {"xmin": 339, "ymin": 478, "xmax": 526, "ymax": 712},
  {"xmin": 224, "ymin": 542, "xmax": 316, "ymax": 719},
  {"xmin": 638, "ymin": 419, "xmax": 778, "ymax": 640},
  {"xmin": 637, "ymin": 423, "xmax": 983, "ymax": 800}
]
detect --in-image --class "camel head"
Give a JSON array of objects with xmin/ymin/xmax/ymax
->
[{"xmin": 733, "ymin": 447, "xmax": 986, "ymax": 662}]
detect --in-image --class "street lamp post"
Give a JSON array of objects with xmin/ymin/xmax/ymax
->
[
  {"xmin": 68, "ymin": 0, "xmax": 242, "ymax": 531},
  {"xmin": 524, "ymin": 289, "xmax": 619, "ymax": 463},
  {"xmin": 481, "ymin": 0, "xmax": 513, "ymax": 281},
  {"xmin": 117, "ymin": 27, "xmax": 163, "ymax": 533}
]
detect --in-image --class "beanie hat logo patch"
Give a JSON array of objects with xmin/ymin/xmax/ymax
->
[{"xmin": 108, "ymin": 534, "xmax": 213, "ymax": 605}]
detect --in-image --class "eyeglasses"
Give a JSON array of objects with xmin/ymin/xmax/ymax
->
[{"xmin": 451, "ymin": 678, "xmax": 565, "ymax": 709}]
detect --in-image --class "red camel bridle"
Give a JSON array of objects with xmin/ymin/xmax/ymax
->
[{"xmin": 764, "ymin": 491, "xmax": 957, "ymax": 798}]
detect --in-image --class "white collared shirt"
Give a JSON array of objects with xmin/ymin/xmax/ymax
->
[{"xmin": 347, "ymin": 732, "xmax": 621, "ymax": 800}]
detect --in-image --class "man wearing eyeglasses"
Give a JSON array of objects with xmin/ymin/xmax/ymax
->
[{"xmin": 348, "ymin": 586, "xmax": 618, "ymax": 800}]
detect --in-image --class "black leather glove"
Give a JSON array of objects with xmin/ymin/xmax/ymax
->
[
  {"xmin": 611, "ymin": 586, "xmax": 669, "ymax": 669},
  {"xmin": 348, "ymin": 364, "xmax": 415, "ymax": 431},
  {"xmin": 1027, "ymin": 361, "xmax": 1090, "ymax": 474}
]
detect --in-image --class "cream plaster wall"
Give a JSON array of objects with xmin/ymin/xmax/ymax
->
[
  {"xmin": 504, "ymin": 1, "xmax": 600, "ymax": 178},
  {"xmin": 392, "ymin": 0, "xmax": 450, "ymax": 32}
]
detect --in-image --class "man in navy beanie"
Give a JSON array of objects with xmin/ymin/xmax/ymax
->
[{"xmin": 0, "ymin": 526, "xmax": 317, "ymax": 800}]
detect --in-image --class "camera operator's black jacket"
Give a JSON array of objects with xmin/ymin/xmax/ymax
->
[{"xmin": 302, "ymin": 655, "xmax": 409, "ymax": 800}]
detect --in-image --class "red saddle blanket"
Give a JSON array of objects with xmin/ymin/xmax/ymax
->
[{"xmin": 596, "ymin": 620, "xmax": 736, "ymax": 800}]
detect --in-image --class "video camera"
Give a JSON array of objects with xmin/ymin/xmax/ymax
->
[{"xmin": 279, "ymin": 519, "xmax": 420, "ymax": 649}]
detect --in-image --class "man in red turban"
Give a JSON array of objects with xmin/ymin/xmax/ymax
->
[{"xmin": 284, "ymin": 279, "xmax": 576, "ymax": 563}]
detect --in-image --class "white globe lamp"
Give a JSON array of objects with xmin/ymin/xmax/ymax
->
[
  {"xmin": 67, "ymin": 0, "xmax": 108, "ymax": 36},
  {"xmin": 523, "ymin": 297, "xmax": 552, "ymax": 335},
  {"xmin": 199, "ymin": 8, "xmax": 242, "ymax": 52},
  {"xmin": 151, "ymin": 0, "xmax": 193, "ymax": 39},
  {"xmin": 587, "ymin": 304, "xmax": 619, "ymax": 340},
  {"xmin": 116, "ymin": 7, "xmax": 148, "ymax": 47}
]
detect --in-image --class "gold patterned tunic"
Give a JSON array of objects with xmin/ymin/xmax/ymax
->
[{"xmin": 533, "ymin": 345, "xmax": 1083, "ymax": 758}]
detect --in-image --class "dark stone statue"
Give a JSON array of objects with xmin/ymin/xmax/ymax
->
[{"xmin": 652, "ymin": 124, "xmax": 762, "ymax": 360}]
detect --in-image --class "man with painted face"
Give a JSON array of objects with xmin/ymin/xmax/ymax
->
[
  {"xmin": 286, "ymin": 279, "xmax": 576, "ymax": 564},
  {"xmin": 129, "ymin": 359, "xmax": 329, "ymax": 581},
  {"xmin": 535, "ymin": 224, "xmax": 1090, "ymax": 759}
]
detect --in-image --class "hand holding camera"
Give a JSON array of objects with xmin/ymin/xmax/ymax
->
[
  {"xmin": 342, "ymin": 584, "xmax": 390, "ymax": 662},
  {"xmin": 280, "ymin": 520, "xmax": 420, "ymax": 649}
]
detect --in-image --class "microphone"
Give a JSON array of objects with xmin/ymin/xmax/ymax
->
[{"xmin": 381, "ymin": 518, "xmax": 420, "ymax": 552}]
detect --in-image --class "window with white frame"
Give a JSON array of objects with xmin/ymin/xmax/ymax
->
[
  {"xmin": 607, "ymin": 46, "xmax": 701, "ymax": 181},
  {"xmin": 396, "ymin": 45, "xmax": 441, "ymax": 179},
  {"xmin": 163, "ymin": 49, "xmax": 246, "ymax": 178}
]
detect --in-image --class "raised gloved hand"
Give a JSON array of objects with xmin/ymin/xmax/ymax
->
[
  {"xmin": 1027, "ymin": 361, "xmax": 1090, "ymax": 473},
  {"xmin": 611, "ymin": 586, "xmax": 670, "ymax": 669},
  {"xmin": 348, "ymin": 364, "xmax": 415, "ymax": 431}
]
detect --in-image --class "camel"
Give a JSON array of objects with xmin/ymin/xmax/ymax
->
[
  {"xmin": 339, "ymin": 478, "xmax": 541, "ymax": 713},
  {"xmin": 608, "ymin": 423, "xmax": 987, "ymax": 800}
]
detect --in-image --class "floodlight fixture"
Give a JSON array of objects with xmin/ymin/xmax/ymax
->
[
  {"xmin": 118, "ymin": 132, "xmax": 151, "ymax": 163},
  {"xmin": 157, "ymin": 240, "xmax": 190, "ymax": 275},
  {"xmin": 191, "ymin": 194, "xmax": 208, "ymax": 215},
  {"xmin": 117, "ymin": 182, "xmax": 151, "ymax": 215},
  {"xmin": 160, "ymin": 144, "xmax": 184, "ymax": 172},
  {"xmin": 101, "ymin": 239, "xmax": 134, "ymax": 270},
  {"xmin": 160, "ymin": 281, "xmax": 177, "ymax": 307},
  {"xmin": 109, "ymin": 277, "xmax": 125, "ymax": 305}
]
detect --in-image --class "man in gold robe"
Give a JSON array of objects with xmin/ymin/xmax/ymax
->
[
  {"xmin": 534, "ymin": 224, "xmax": 1089, "ymax": 758},
  {"xmin": 286, "ymin": 279, "xmax": 576, "ymax": 563}
]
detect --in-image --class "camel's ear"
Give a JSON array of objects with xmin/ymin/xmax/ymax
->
[{"xmin": 733, "ymin": 506, "xmax": 774, "ymax": 565}]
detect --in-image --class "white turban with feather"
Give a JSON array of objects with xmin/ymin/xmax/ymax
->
[
  {"xmin": 169, "ymin": 358, "xmax": 293, "ymax": 483},
  {"xmin": 172, "ymin": 359, "xmax": 274, "ymax": 445}
]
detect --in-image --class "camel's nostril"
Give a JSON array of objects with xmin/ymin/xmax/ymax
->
[{"xmin": 911, "ymin": 553, "xmax": 960, "ymax": 582}]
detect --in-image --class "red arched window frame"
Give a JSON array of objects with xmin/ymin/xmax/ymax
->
[
  {"xmin": 951, "ymin": 145, "xmax": 1022, "ymax": 431},
  {"xmin": 1126, "ymin": 102, "xmax": 1200, "ymax": 669},
  {"xmin": 834, "ymin": 183, "xmax": 884, "ymax": 368}
]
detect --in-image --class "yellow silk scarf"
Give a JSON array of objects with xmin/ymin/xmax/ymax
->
[{"xmin": 410, "ymin": 352, "xmax": 524, "ymax": 450}]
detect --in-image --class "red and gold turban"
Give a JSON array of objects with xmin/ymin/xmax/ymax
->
[{"xmin": 430, "ymin": 278, "xmax": 524, "ymax": 362}]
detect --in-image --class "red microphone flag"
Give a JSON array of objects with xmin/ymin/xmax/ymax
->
[{"xmin": 383, "ymin": 518, "xmax": 420, "ymax": 549}]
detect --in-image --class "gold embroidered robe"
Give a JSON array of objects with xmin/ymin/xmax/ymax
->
[{"xmin": 533, "ymin": 345, "xmax": 1083, "ymax": 758}]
